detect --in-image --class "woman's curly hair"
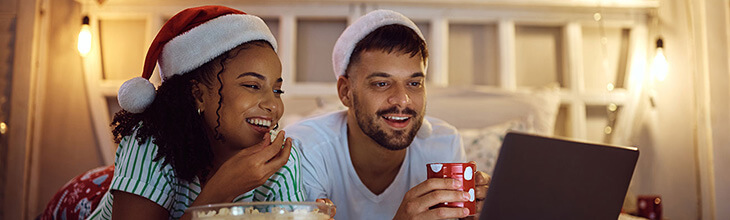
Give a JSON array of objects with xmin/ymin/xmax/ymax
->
[{"xmin": 110, "ymin": 40, "xmax": 271, "ymax": 182}]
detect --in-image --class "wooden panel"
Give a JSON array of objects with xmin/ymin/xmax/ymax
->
[
  {"xmin": 99, "ymin": 18, "xmax": 146, "ymax": 80},
  {"xmin": 448, "ymin": 23, "xmax": 499, "ymax": 86},
  {"xmin": 0, "ymin": 0, "xmax": 17, "ymax": 14},
  {"xmin": 585, "ymin": 104, "xmax": 621, "ymax": 143},
  {"xmin": 563, "ymin": 22, "xmax": 587, "ymax": 139},
  {"xmin": 97, "ymin": 0, "xmax": 660, "ymax": 10},
  {"xmin": 498, "ymin": 20, "xmax": 516, "ymax": 90},
  {"xmin": 7, "ymin": 0, "xmax": 38, "ymax": 218},
  {"xmin": 582, "ymin": 26, "xmax": 630, "ymax": 92},
  {"xmin": 262, "ymin": 18, "xmax": 280, "ymax": 40},
  {"xmin": 554, "ymin": 104, "xmax": 570, "ymax": 137},
  {"xmin": 84, "ymin": 14, "xmax": 117, "ymax": 165},
  {"xmin": 413, "ymin": 21, "xmax": 432, "ymax": 81},
  {"xmin": 515, "ymin": 25, "xmax": 563, "ymax": 87},
  {"xmin": 569, "ymin": 101, "xmax": 587, "ymax": 139},
  {"xmin": 0, "ymin": 15, "xmax": 14, "ymax": 219},
  {"xmin": 0, "ymin": 18, "xmax": 14, "ymax": 124},
  {"xmin": 611, "ymin": 23, "xmax": 646, "ymax": 145},
  {"xmin": 429, "ymin": 17, "xmax": 448, "ymax": 86},
  {"xmin": 106, "ymin": 96, "xmax": 122, "ymax": 123},
  {"xmin": 279, "ymin": 15, "xmax": 296, "ymax": 93},
  {"xmin": 296, "ymin": 19, "xmax": 346, "ymax": 83},
  {"xmin": 564, "ymin": 22, "xmax": 584, "ymax": 93}
]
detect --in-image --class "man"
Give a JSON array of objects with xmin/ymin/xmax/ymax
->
[{"xmin": 284, "ymin": 10, "xmax": 490, "ymax": 220}]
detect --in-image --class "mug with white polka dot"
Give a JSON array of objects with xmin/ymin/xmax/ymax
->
[{"xmin": 426, "ymin": 162, "xmax": 477, "ymax": 215}]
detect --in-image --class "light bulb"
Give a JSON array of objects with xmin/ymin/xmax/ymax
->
[
  {"xmin": 651, "ymin": 38, "xmax": 668, "ymax": 82},
  {"xmin": 78, "ymin": 16, "xmax": 91, "ymax": 57}
]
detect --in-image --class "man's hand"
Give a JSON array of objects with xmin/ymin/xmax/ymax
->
[
  {"xmin": 471, "ymin": 161, "xmax": 492, "ymax": 218},
  {"xmin": 393, "ymin": 178, "xmax": 471, "ymax": 220}
]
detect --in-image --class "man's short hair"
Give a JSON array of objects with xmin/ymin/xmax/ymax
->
[{"xmin": 344, "ymin": 24, "xmax": 429, "ymax": 77}]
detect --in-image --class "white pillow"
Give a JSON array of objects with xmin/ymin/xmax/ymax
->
[
  {"xmin": 461, "ymin": 119, "xmax": 535, "ymax": 175},
  {"xmin": 282, "ymin": 85, "xmax": 561, "ymax": 136},
  {"xmin": 280, "ymin": 95, "xmax": 344, "ymax": 128},
  {"xmin": 426, "ymin": 85, "xmax": 560, "ymax": 135}
]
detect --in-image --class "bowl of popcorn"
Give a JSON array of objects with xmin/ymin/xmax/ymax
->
[{"xmin": 187, "ymin": 202, "xmax": 334, "ymax": 220}]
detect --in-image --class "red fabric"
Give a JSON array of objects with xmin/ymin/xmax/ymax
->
[
  {"xmin": 141, "ymin": 5, "xmax": 246, "ymax": 80},
  {"xmin": 40, "ymin": 165, "xmax": 114, "ymax": 220}
]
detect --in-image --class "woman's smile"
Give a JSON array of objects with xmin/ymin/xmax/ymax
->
[{"xmin": 246, "ymin": 117, "xmax": 274, "ymax": 134}]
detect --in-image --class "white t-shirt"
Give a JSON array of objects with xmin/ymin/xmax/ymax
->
[{"xmin": 284, "ymin": 110, "xmax": 466, "ymax": 220}]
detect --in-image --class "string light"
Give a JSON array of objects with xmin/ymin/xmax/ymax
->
[
  {"xmin": 595, "ymin": 2, "xmax": 618, "ymax": 139},
  {"xmin": 78, "ymin": 16, "xmax": 91, "ymax": 56}
]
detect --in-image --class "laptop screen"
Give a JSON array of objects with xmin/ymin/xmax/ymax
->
[{"xmin": 480, "ymin": 132, "xmax": 639, "ymax": 220}]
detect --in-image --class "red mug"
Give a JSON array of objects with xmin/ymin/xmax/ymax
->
[
  {"xmin": 426, "ymin": 163, "xmax": 477, "ymax": 215},
  {"xmin": 637, "ymin": 195, "xmax": 662, "ymax": 220}
]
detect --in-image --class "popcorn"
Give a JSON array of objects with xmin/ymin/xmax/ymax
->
[
  {"xmin": 270, "ymin": 130, "xmax": 279, "ymax": 142},
  {"xmin": 193, "ymin": 206, "xmax": 331, "ymax": 220}
]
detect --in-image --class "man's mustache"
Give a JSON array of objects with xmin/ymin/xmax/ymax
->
[{"xmin": 377, "ymin": 106, "xmax": 417, "ymax": 117}]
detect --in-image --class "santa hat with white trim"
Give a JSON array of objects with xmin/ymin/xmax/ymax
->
[
  {"xmin": 331, "ymin": 9, "xmax": 426, "ymax": 79},
  {"xmin": 118, "ymin": 5, "xmax": 277, "ymax": 113}
]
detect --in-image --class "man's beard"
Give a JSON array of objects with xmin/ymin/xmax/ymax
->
[{"xmin": 352, "ymin": 94, "xmax": 424, "ymax": 151}]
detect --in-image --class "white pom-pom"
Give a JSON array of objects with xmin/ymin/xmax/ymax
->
[{"xmin": 118, "ymin": 77, "xmax": 155, "ymax": 113}]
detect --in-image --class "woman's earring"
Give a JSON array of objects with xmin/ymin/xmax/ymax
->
[{"xmin": 197, "ymin": 108, "xmax": 202, "ymax": 115}]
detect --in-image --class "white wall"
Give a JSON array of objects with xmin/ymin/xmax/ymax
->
[
  {"xmin": 631, "ymin": 0, "xmax": 699, "ymax": 219},
  {"xmin": 29, "ymin": 0, "xmax": 105, "ymax": 217},
  {"xmin": 704, "ymin": 0, "xmax": 730, "ymax": 219},
  {"xmin": 631, "ymin": 0, "xmax": 729, "ymax": 219}
]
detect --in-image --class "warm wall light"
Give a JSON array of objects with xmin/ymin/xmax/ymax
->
[
  {"xmin": 78, "ymin": 16, "xmax": 91, "ymax": 56},
  {"xmin": 651, "ymin": 38, "xmax": 668, "ymax": 82}
]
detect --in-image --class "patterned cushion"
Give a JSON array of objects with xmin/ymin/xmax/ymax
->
[
  {"xmin": 461, "ymin": 119, "xmax": 535, "ymax": 175},
  {"xmin": 40, "ymin": 165, "xmax": 114, "ymax": 220}
]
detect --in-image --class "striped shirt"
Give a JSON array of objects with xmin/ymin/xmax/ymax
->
[{"xmin": 87, "ymin": 129, "xmax": 303, "ymax": 219}]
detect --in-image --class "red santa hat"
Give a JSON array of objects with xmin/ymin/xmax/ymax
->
[
  {"xmin": 118, "ymin": 5, "xmax": 277, "ymax": 113},
  {"xmin": 331, "ymin": 9, "xmax": 426, "ymax": 79}
]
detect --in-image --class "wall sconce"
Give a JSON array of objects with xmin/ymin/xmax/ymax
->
[
  {"xmin": 77, "ymin": 15, "xmax": 91, "ymax": 57},
  {"xmin": 651, "ymin": 38, "xmax": 668, "ymax": 82}
]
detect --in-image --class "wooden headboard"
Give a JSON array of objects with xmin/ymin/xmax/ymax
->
[{"xmin": 80, "ymin": 0, "xmax": 654, "ymax": 165}]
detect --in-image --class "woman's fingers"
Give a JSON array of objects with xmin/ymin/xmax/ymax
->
[
  {"xmin": 271, "ymin": 136, "xmax": 291, "ymax": 161},
  {"xmin": 265, "ymin": 137, "xmax": 292, "ymax": 168},
  {"xmin": 245, "ymin": 130, "xmax": 287, "ymax": 163}
]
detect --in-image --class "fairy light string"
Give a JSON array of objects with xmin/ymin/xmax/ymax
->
[{"xmin": 594, "ymin": 1, "xmax": 618, "ymax": 143}]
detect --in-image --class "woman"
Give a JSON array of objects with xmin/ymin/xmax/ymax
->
[{"xmin": 87, "ymin": 6, "xmax": 302, "ymax": 219}]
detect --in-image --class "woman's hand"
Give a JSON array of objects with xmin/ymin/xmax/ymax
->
[
  {"xmin": 183, "ymin": 131, "xmax": 292, "ymax": 216},
  {"xmin": 211, "ymin": 131, "xmax": 292, "ymax": 199}
]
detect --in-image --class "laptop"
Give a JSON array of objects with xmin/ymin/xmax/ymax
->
[{"xmin": 480, "ymin": 132, "xmax": 639, "ymax": 220}]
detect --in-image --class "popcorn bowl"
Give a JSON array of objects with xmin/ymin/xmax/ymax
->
[{"xmin": 187, "ymin": 202, "xmax": 334, "ymax": 220}]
